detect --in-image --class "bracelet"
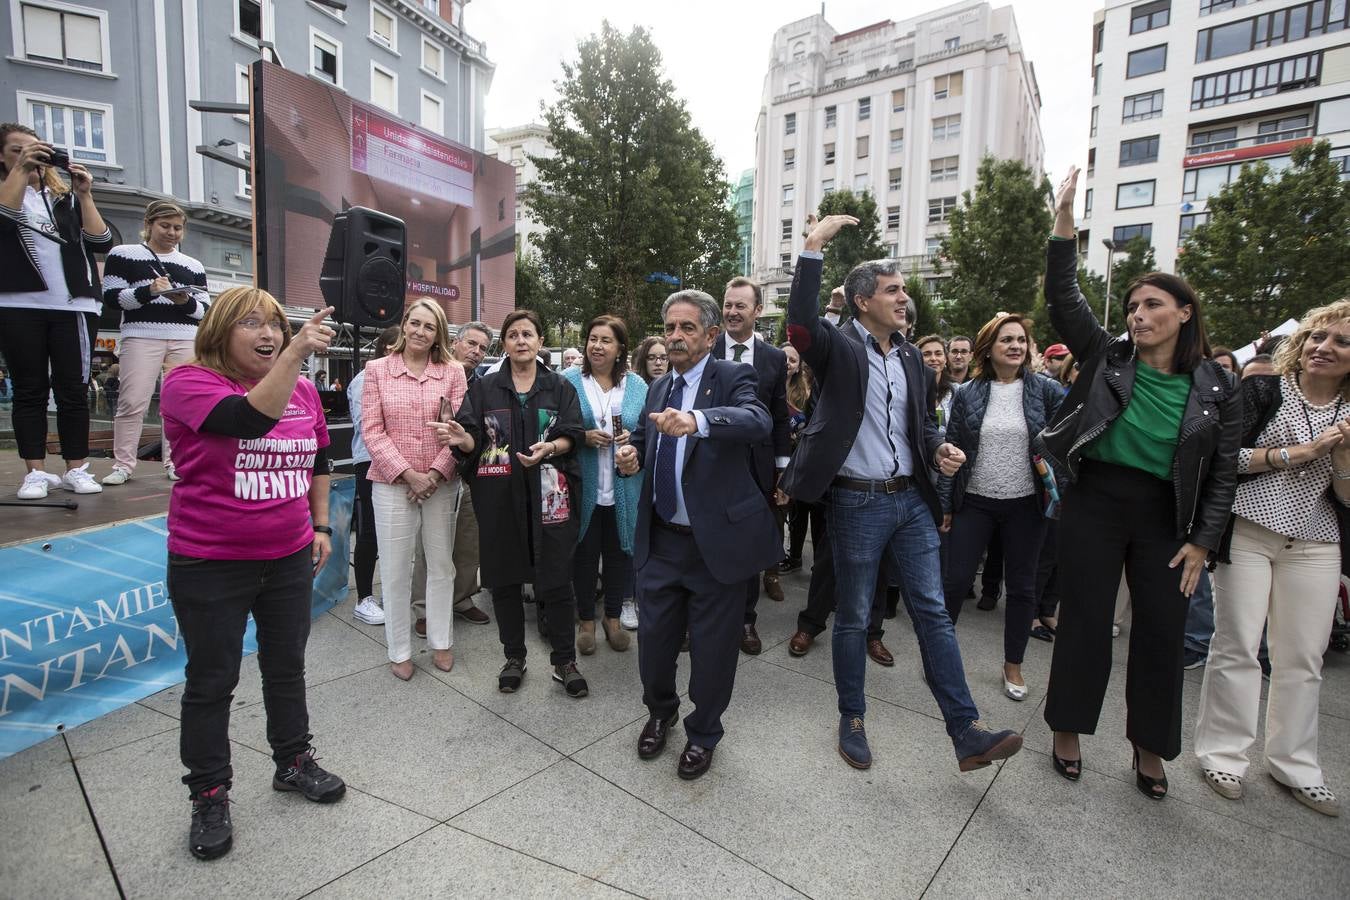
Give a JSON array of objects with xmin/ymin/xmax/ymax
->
[
  {"xmin": 1279, "ymin": 447, "xmax": 1292, "ymax": 468},
  {"xmin": 1264, "ymin": 447, "xmax": 1275, "ymax": 469},
  {"xmin": 313, "ymin": 525, "xmax": 333, "ymax": 535},
  {"xmin": 546, "ymin": 441, "xmax": 556, "ymax": 458},
  {"xmin": 1333, "ymin": 465, "xmax": 1350, "ymax": 480}
]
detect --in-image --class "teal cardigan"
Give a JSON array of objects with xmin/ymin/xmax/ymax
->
[{"xmin": 562, "ymin": 367, "xmax": 648, "ymax": 554}]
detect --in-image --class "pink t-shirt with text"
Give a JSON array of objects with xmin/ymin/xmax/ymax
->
[{"xmin": 161, "ymin": 365, "xmax": 330, "ymax": 559}]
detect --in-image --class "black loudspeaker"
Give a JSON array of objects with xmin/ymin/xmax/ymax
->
[{"xmin": 319, "ymin": 206, "xmax": 407, "ymax": 327}]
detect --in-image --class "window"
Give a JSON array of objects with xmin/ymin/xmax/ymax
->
[
  {"xmin": 780, "ymin": 252, "xmax": 792, "ymax": 269},
  {"xmin": 18, "ymin": 1, "xmax": 108, "ymax": 72},
  {"xmin": 784, "ymin": 149, "xmax": 795, "ymax": 170},
  {"xmin": 20, "ymin": 93, "xmax": 113, "ymax": 164},
  {"xmin": 932, "ymin": 114, "xmax": 961, "ymax": 141},
  {"xmin": 944, "ymin": 36, "xmax": 960, "ymax": 51},
  {"xmin": 1119, "ymin": 134, "xmax": 1160, "ymax": 166},
  {"xmin": 1113, "ymin": 224, "xmax": 1152, "ymax": 244},
  {"xmin": 1084, "ymin": 188, "xmax": 1094, "ymax": 217},
  {"xmin": 238, "ymin": 145, "xmax": 252, "ymax": 199},
  {"xmin": 1127, "ymin": 44, "xmax": 1167, "ymax": 78},
  {"xmin": 825, "ymin": 105, "xmax": 837, "ymax": 129},
  {"xmin": 889, "ymin": 129, "xmax": 904, "ymax": 153},
  {"xmin": 1093, "ymin": 63, "xmax": 1101, "ymax": 96},
  {"xmin": 930, "ymin": 156, "xmax": 959, "ymax": 182},
  {"xmin": 822, "ymin": 178, "xmax": 835, "ymax": 195},
  {"xmin": 891, "ymin": 89, "xmax": 905, "ymax": 112},
  {"xmin": 823, "ymin": 142, "xmax": 836, "ymax": 166},
  {"xmin": 793, "ymin": 41, "xmax": 805, "ymax": 60},
  {"xmin": 853, "ymin": 173, "xmax": 869, "ymax": 192},
  {"xmin": 1256, "ymin": 113, "xmax": 1311, "ymax": 142},
  {"xmin": 1195, "ymin": 2, "xmax": 1349, "ymax": 63},
  {"xmin": 1191, "ymin": 51, "xmax": 1322, "ymax": 110},
  {"xmin": 1130, "ymin": 1, "xmax": 1170, "ymax": 34},
  {"xmin": 1189, "ymin": 127, "xmax": 1237, "ymax": 152},
  {"xmin": 888, "ymin": 168, "xmax": 902, "ymax": 191},
  {"xmin": 1094, "ymin": 21, "xmax": 1105, "ymax": 53},
  {"xmin": 420, "ymin": 90, "xmax": 443, "ymax": 134},
  {"xmin": 311, "ymin": 29, "xmax": 341, "ymax": 85},
  {"xmin": 1087, "ymin": 146, "xmax": 1096, "ymax": 175},
  {"xmin": 784, "ymin": 113, "xmax": 796, "ymax": 135},
  {"xmin": 1182, "ymin": 154, "xmax": 1297, "ymax": 201},
  {"xmin": 1122, "ymin": 89, "xmax": 1164, "ymax": 122},
  {"xmin": 781, "ymin": 219, "xmax": 793, "ymax": 240},
  {"xmin": 237, "ymin": 0, "xmax": 262, "ymax": 42},
  {"xmin": 235, "ymin": 64, "xmax": 251, "ymax": 122},
  {"xmin": 509, "ymin": 145, "xmax": 524, "ymax": 166},
  {"xmin": 928, "ymin": 196, "xmax": 957, "ymax": 224},
  {"xmin": 858, "ymin": 97, "xmax": 871, "ymax": 120},
  {"xmin": 1178, "ymin": 211, "xmax": 1211, "ymax": 239},
  {"xmin": 934, "ymin": 72, "xmax": 964, "ymax": 100},
  {"xmin": 370, "ymin": 3, "xmax": 397, "ymax": 52},
  {"xmin": 421, "ymin": 37, "xmax": 444, "ymax": 79},
  {"xmin": 857, "ymin": 136, "xmax": 870, "ymax": 158},
  {"xmin": 1090, "ymin": 106, "xmax": 1099, "ymax": 138},
  {"xmin": 371, "ymin": 63, "xmax": 397, "ymax": 112},
  {"xmin": 1200, "ymin": 0, "xmax": 1259, "ymax": 14},
  {"xmin": 782, "ymin": 184, "xmax": 795, "ymax": 203},
  {"xmin": 886, "ymin": 206, "xmax": 901, "ymax": 230},
  {"xmin": 1116, "ymin": 179, "xmax": 1156, "ymax": 209},
  {"xmin": 926, "ymin": 236, "xmax": 942, "ymax": 255}
]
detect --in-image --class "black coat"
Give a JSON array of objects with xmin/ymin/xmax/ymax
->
[
  {"xmin": 1032, "ymin": 238, "xmax": 1241, "ymax": 552},
  {"xmin": 0, "ymin": 188, "xmax": 112, "ymax": 302},
  {"xmin": 455, "ymin": 361, "xmax": 584, "ymax": 591},
  {"xmin": 712, "ymin": 334, "xmax": 791, "ymax": 494}
]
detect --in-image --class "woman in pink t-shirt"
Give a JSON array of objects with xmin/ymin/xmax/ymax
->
[
  {"xmin": 361, "ymin": 297, "xmax": 468, "ymax": 679},
  {"xmin": 159, "ymin": 287, "xmax": 345, "ymax": 862}
]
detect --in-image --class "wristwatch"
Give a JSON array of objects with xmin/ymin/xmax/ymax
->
[{"xmin": 313, "ymin": 525, "xmax": 333, "ymax": 535}]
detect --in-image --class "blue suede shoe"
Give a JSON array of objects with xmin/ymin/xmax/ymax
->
[
  {"xmin": 838, "ymin": 715, "xmax": 872, "ymax": 769},
  {"xmin": 953, "ymin": 719, "xmax": 1023, "ymax": 772}
]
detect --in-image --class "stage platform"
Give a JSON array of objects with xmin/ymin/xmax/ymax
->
[{"xmin": 0, "ymin": 454, "xmax": 175, "ymax": 547}]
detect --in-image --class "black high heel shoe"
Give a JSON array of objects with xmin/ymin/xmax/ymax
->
[
  {"xmin": 1132, "ymin": 746, "xmax": 1168, "ymax": 800},
  {"xmin": 1051, "ymin": 736, "xmax": 1081, "ymax": 782}
]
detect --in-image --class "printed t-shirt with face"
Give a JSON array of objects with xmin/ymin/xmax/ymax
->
[{"xmin": 161, "ymin": 364, "xmax": 329, "ymax": 560}]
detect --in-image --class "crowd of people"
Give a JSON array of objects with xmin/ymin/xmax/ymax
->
[{"xmin": 2, "ymin": 139, "xmax": 1347, "ymax": 860}]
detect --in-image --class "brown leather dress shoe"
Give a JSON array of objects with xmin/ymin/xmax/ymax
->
[
  {"xmin": 677, "ymin": 742, "xmax": 715, "ymax": 780},
  {"xmin": 414, "ymin": 618, "xmax": 427, "ymax": 638},
  {"xmin": 740, "ymin": 623, "xmax": 762, "ymax": 655},
  {"xmin": 638, "ymin": 712, "xmax": 679, "ymax": 759},
  {"xmin": 763, "ymin": 569, "xmax": 785, "ymax": 602},
  {"xmin": 455, "ymin": 605, "xmax": 490, "ymax": 624},
  {"xmin": 788, "ymin": 630, "xmax": 814, "ymax": 657},
  {"xmin": 867, "ymin": 639, "xmax": 894, "ymax": 667}
]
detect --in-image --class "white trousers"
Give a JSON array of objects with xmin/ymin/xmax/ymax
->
[
  {"xmin": 113, "ymin": 337, "xmax": 195, "ymax": 470},
  {"xmin": 1194, "ymin": 516, "xmax": 1341, "ymax": 787},
  {"xmin": 372, "ymin": 479, "xmax": 459, "ymax": 662}
]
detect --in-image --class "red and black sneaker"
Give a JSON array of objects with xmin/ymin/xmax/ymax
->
[
  {"xmin": 272, "ymin": 751, "xmax": 346, "ymax": 803},
  {"xmin": 189, "ymin": 785, "xmax": 233, "ymax": 860}
]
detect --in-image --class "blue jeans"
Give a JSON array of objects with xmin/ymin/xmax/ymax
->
[
  {"xmin": 1184, "ymin": 570, "xmax": 1214, "ymax": 655},
  {"xmin": 827, "ymin": 485, "xmax": 979, "ymax": 736}
]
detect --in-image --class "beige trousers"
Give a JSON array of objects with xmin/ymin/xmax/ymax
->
[{"xmin": 113, "ymin": 337, "xmax": 195, "ymax": 470}]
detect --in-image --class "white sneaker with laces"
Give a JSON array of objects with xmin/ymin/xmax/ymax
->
[
  {"xmin": 102, "ymin": 465, "xmax": 132, "ymax": 486},
  {"xmin": 166, "ymin": 464, "xmax": 181, "ymax": 481},
  {"xmin": 620, "ymin": 600, "xmax": 638, "ymax": 631},
  {"xmin": 61, "ymin": 464, "xmax": 103, "ymax": 494},
  {"xmin": 18, "ymin": 470, "xmax": 60, "ymax": 500},
  {"xmin": 353, "ymin": 596, "xmax": 385, "ymax": 625}
]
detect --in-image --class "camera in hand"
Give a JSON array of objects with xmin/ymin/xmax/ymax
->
[{"xmin": 47, "ymin": 148, "xmax": 71, "ymax": 171}]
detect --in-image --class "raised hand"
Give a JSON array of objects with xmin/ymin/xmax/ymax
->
[
  {"xmin": 427, "ymin": 419, "xmax": 472, "ymax": 451},
  {"xmin": 1053, "ymin": 166, "xmax": 1079, "ymax": 237},
  {"xmin": 287, "ymin": 307, "xmax": 336, "ymax": 360},
  {"xmin": 803, "ymin": 214, "xmax": 860, "ymax": 252},
  {"xmin": 648, "ymin": 408, "xmax": 698, "ymax": 437},
  {"xmin": 67, "ymin": 162, "xmax": 94, "ymax": 195}
]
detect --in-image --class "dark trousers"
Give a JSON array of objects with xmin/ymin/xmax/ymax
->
[
  {"xmin": 1044, "ymin": 461, "xmax": 1189, "ymax": 760},
  {"xmin": 744, "ymin": 497, "xmax": 785, "ymax": 625},
  {"xmin": 1035, "ymin": 518, "xmax": 1060, "ymax": 619},
  {"xmin": 787, "ymin": 499, "xmax": 823, "ymax": 562},
  {"xmin": 492, "ymin": 582, "xmax": 575, "ymax": 665},
  {"xmin": 798, "ymin": 509, "xmax": 887, "ymax": 639},
  {"xmin": 168, "ymin": 546, "xmax": 313, "ymax": 797},
  {"xmin": 0, "ymin": 307, "xmax": 97, "ymax": 460},
  {"xmin": 981, "ymin": 534, "xmax": 1004, "ymax": 600},
  {"xmin": 572, "ymin": 504, "xmax": 632, "ymax": 621},
  {"xmin": 943, "ymin": 493, "xmax": 1046, "ymax": 664},
  {"xmin": 352, "ymin": 462, "xmax": 378, "ymax": 598},
  {"xmin": 638, "ymin": 524, "xmax": 745, "ymax": 747}
]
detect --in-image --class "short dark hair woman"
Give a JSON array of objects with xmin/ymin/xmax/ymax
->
[
  {"xmin": 434, "ymin": 309, "xmax": 589, "ymax": 697},
  {"xmin": 631, "ymin": 335, "xmax": 669, "ymax": 384},
  {"xmin": 939, "ymin": 314, "xmax": 1062, "ymax": 702},
  {"xmin": 160, "ymin": 289, "xmax": 345, "ymax": 860},
  {"xmin": 1038, "ymin": 167, "xmax": 1240, "ymax": 800},
  {"xmin": 0, "ymin": 122, "xmax": 113, "ymax": 499}
]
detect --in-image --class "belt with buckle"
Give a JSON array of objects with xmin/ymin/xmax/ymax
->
[
  {"xmin": 831, "ymin": 475, "xmax": 911, "ymax": 494},
  {"xmin": 654, "ymin": 517, "xmax": 694, "ymax": 535}
]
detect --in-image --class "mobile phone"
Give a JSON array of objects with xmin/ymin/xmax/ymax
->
[
  {"xmin": 611, "ymin": 414, "xmax": 623, "ymax": 434},
  {"xmin": 439, "ymin": 396, "xmax": 454, "ymax": 423}
]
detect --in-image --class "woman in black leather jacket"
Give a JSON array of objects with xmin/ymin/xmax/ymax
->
[{"xmin": 1036, "ymin": 167, "xmax": 1240, "ymax": 800}]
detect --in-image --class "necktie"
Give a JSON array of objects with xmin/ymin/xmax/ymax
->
[
  {"xmin": 732, "ymin": 343, "xmax": 747, "ymax": 362},
  {"xmin": 653, "ymin": 374, "xmax": 686, "ymax": 523}
]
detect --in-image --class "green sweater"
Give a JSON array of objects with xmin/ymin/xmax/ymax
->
[{"xmin": 1083, "ymin": 361, "xmax": 1190, "ymax": 480}]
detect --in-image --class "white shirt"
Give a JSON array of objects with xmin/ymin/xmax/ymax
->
[
  {"xmin": 1, "ymin": 186, "xmax": 86, "ymax": 312},
  {"xmin": 655, "ymin": 354, "xmax": 712, "ymax": 526},
  {"xmin": 581, "ymin": 373, "xmax": 625, "ymax": 506},
  {"xmin": 723, "ymin": 332, "xmax": 757, "ymax": 367},
  {"xmin": 967, "ymin": 380, "xmax": 1036, "ymax": 499}
]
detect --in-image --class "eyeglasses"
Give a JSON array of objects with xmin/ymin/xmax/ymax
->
[
  {"xmin": 236, "ymin": 318, "xmax": 285, "ymax": 331},
  {"xmin": 648, "ymin": 355, "xmax": 668, "ymax": 363}
]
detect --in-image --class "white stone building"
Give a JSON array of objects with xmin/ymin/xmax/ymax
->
[
  {"xmin": 751, "ymin": 1, "xmax": 1045, "ymax": 305},
  {"xmin": 1084, "ymin": 0, "xmax": 1350, "ymax": 276},
  {"xmin": 485, "ymin": 122, "xmax": 554, "ymax": 255}
]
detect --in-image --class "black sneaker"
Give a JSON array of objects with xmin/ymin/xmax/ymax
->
[
  {"xmin": 273, "ymin": 751, "xmax": 346, "ymax": 803},
  {"xmin": 552, "ymin": 662, "xmax": 589, "ymax": 697},
  {"xmin": 189, "ymin": 785, "xmax": 233, "ymax": 860},
  {"xmin": 499, "ymin": 657, "xmax": 526, "ymax": 692},
  {"xmin": 778, "ymin": 557, "xmax": 802, "ymax": 573}
]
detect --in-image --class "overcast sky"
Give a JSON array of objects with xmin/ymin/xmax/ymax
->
[{"xmin": 468, "ymin": 0, "xmax": 1095, "ymax": 185}]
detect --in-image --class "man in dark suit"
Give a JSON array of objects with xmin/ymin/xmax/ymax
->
[
  {"xmin": 616, "ymin": 289, "xmax": 781, "ymax": 781},
  {"xmin": 715, "ymin": 277, "xmax": 791, "ymax": 655},
  {"xmin": 782, "ymin": 214, "xmax": 1024, "ymax": 773}
]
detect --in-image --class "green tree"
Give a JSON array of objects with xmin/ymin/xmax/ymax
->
[
  {"xmin": 526, "ymin": 23, "xmax": 737, "ymax": 339},
  {"xmin": 1108, "ymin": 235, "xmax": 1156, "ymax": 308},
  {"xmin": 936, "ymin": 155, "xmax": 1053, "ymax": 336},
  {"xmin": 1178, "ymin": 141, "xmax": 1350, "ymax": 345},
  {"xmin": 815, "ymin": 189, "xmax": 887, "ymax": 309},
  {"xmin": 905, "ymin": 272, "xmax": 937, "ymax": 337},
  {"xmin": 513, "ymin": 248, "xmax": 568, "ymax": 343}
]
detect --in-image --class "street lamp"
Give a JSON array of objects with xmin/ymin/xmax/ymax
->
[{"xmin": 1100, "ymin": 238, "xmax": 1126, "ymax": 331}]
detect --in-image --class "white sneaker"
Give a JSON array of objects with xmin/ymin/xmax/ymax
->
[
  {"xmin": 165, "ymin": 464, "xmax": 180, "ymax": 481},
  {"xmin": 101, "ymin": 465, "xmax": 132, "ymax": 486},
  {"xmin": 1112, "ymin": 625, "xmax": 1121, "ymax": 638},
  {"xmin": 18, "ymin": 470, "xmax": 60, "ymax": 500},
  {"xmin": 353, "ymin": 596, "xmax": 385, "ymax": 625},
  {"xmin": 620, "ymin": 600, "xmax": 638, "ymax": 631},
  {"xmin": 61, "ymin": 464, "xmax": 103, "ymax": 494}
]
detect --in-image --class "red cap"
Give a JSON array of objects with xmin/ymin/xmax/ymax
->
[{"xmin": 1043, "ymin": 343, "xmax": 1070, "ymax": 360}]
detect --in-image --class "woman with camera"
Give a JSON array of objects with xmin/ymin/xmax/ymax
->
[
  {"xmin": 0, "ymin": 123, "xmax": 112, "ymax": 499},
  {"xmin": 101, "ymin": 200, "xmax": 210, "ymax": 484}
]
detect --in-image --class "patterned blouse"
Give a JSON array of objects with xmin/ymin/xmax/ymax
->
[{"xmin": 361, "ymin": 353, "xmax": 468, "ymax": 484}]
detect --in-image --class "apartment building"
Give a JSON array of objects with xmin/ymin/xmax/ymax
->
[{"xmin": 485, "ymin": 121, "xmax": 553, "ymax": 256}]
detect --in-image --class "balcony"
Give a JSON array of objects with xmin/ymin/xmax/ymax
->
[{"xmin": 1186, "ymin": 127, "xmax": 1311, "ymax": 156}]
